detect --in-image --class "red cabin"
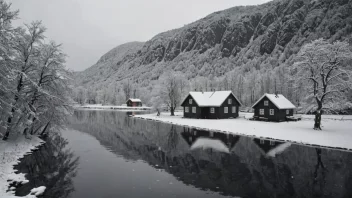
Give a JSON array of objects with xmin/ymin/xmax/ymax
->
[{"xmin": 126, "ymin": 98, "xmax": 142, "ymax": 107}]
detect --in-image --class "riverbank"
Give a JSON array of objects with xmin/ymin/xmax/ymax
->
[
  {"xmin": 134, "ymin": 112, "xmax": 352, "ymax": 150},
  {"xmin": 0, "ymin": 135, "xmax": 46, "ymax": 198},
  {"xmin": 75, "ymin": 104, "xmax": 152, "ymax": 111}
]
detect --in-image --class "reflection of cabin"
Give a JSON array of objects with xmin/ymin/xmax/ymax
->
[
  {"xmin": 253, "ymin": 138, "xmax": 291, "ymax": 157},
  {"xmin": 180, "ymin": 91, "xmax": 242, "ymax": 119},
  {"xmin": 252, "ymin": 93, "xmax": 296, "ymax": 122},
  {"xmin": 126, "ymin": 98, "xmax": 142, "ymax": 107},
  {"xmin": 181, "ymin": 127, "xmax": 240, "ymax": 153}
]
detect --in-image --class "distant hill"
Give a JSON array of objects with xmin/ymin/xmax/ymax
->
[
  {"xmin": 73, "ymin": 0, "xmax": 352, "ymax": 106},
  {"xmin": 74, "ymin": 41, "xmax": 144, "ymax": 86}
]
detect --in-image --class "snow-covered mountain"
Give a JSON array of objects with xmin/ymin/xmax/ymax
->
[
  {"xmin": 74, "ymin": 0, "xmax": 352, "ymax": 106},
  {"xmin": 74, "ymin": 41, "xmax": 144, "ymax": 86}
]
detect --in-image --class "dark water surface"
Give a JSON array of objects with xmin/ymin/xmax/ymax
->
[{"xmin": 14, "ymin": 110, "xmax": 352, "ymax": 198}]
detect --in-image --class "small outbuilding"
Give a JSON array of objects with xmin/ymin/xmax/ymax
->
[
  {"xmin": 180, "ymin": 91, "xmax": 242, "ymax": 119},
  {"xmin": 126, "ymin": 98, "xmax": 142, "ymax": 107},
  {"xmin": 252, "ymin": 93, "xmax": 296, "ymax": 122}
]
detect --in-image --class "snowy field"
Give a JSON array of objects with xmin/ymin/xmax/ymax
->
[
  {"xmin": 0, "ymin": 135, "xmax": 46, "ymax": 198},
  {"xmin": 134, "ymin": 112, "xmax": 352, "ymax": 150},
  {"xmin": 74, "ymin": 104, "xmax": 152, "ymax": 111}
]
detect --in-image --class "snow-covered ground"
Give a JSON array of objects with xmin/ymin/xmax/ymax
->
[
  {"xmin": 0, "ymin": 135, "xmax": 46, "ymax": 198},
  {"xmin": 134, "ymin": 112, "xmax": 352, "ymax": 150},
  {"xmin": 75, "ymin": 104, "xmax": 152, "ymax": 111}
]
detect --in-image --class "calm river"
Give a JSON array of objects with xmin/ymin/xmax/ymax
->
[{"xmin": 13, "ymin": 110, "xmax": 352, "ymax": 198}]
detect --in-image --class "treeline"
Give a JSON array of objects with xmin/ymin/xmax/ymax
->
[
  {"xmin": 72, "ymin": 38, "xmax": 352, "ymax": 121},
  {"xmin": 0, "ymin": 1, "xmax": 72, "ymax": 140}
]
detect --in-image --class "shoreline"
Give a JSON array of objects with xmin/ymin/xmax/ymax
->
[
  {"xmin": 74, "ymin": 104, "xmax": 152, "ymax": 111},
  {"xmin": 133, "ymin": 112, "xmax": 352, "ymax": 151},
  {"xmin": 0, "ymin": 135, "xmax": 46, "ymax": 198}
]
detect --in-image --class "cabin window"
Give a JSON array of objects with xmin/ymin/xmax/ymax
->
[
  {"xmin": 259, "ymin": 109, "xmax": 264, "ymax": 115},
  {"xmin": 228, "ymin": 98, "xmax": 232, "ymax": 104},
  {"xmin": 210, "ymin": 108, "xmax": 215, "ymax": 114},
  {"xmin": 232, "ymin": 106, "xmax": 236, "ymax": 113},
  {"xmin": 270, "ymin": 109, "xmax": 274, "ymax": 115},
  {"xmin": 224, "ymin": 107, "xmax": 228, "ymax": 113},
  {"xmin": 286, "ymin": 109, "xmax": 290, "ymax": 115},
  {"xmin": 189, "ymin": 99, "xmax": 193, "ymax": 104},
  {"xmin": 260, "ymin": 139, "xmax": 264, "ymax": 144},
  {"xmin": 270, "ymin": 141, "xmax": 275, "ymax": 145},
  {"xmin": 185, "ymin": 107, "xmax": 189, "ymax": 113},
  {"xmin": 264, "ymin": 100, "xmax": 269, "ymax": 106},
  {"xmin": 192, "ymin": 107, "xmax": 196, "ymax": 113}
]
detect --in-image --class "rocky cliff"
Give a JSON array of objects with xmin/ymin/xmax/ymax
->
[{"xmin": 74, "ymin": 0, "xmax": 352, "ymax": 106}]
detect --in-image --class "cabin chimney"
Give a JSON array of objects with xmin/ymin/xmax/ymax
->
[{"xmin": 275, "ymin": 91, "xmax": 279, "ymax": 98}]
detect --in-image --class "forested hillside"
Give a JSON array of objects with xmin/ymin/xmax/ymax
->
[{"xmin": 73, "ymin": 0, "xmax": 352, "ymax": 108}]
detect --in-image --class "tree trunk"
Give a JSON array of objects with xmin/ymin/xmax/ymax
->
[
  {"xmin": 314, "ymin": 109, "xmax": 322, "ymax": 130},
  {"xmin": 2, "ymin": 106, "xmax": 16, "ymax": 140},
  {"xmin": 40, "ymin": 121, "xmax": 50, "ymax": 137},
  {"xmin": 170, "ymin": 107, "xmax": 175, "ymax": 116}
]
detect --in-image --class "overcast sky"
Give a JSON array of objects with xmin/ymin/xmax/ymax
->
[{"xmin": 9, "ymin": 0, "xmax": 271, "ymax": 71}]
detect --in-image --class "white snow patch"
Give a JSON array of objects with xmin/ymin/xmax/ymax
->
[
  {"xmin": 134, "ymin": 112, "xmax": 352, "ymax": 150},
  {"xmin": 29, "ymin": 186, "xmax": 46, "ymax": 196},
  {"xmin": 0, "ymin": 135, "xmax": 45, "ymax": 198}
]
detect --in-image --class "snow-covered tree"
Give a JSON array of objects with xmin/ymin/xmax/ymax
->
[
  {"xmin": 122, "ymin": 79, "xmax": 132, "ymax": 100},
  {"xmin": 292, "ymin": 39, "xmax": 352, "ymax": 130},
  {"xmin": 0, "ymin": 3, "xmax": 72, "ymax": 139},
  {"xmin": 87, "ymin": 88, "xmax": 97, "ymax": 104},
  {"xmin": 160, "ymin": 72, "xmax": 188, "ymax": 116},
  {"xmin": 22, "ymin": 41, "xmax": 72, "ymax": 136},
  {"xmin": 74, "ymin": 87, "xmax": 86, "ymax": 105},
  {"xmin": 0, "ymin": 1, "xmax": 18, "ymax": 135},
  {"xmin": 2, "ymin": 21, "xmax": 46, "ymax": 140}
]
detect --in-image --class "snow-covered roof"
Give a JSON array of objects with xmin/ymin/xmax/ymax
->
[
  {"xmin": 181, "ymin": 91, "xmax": 242, "ymax": 107},
  {"xmin": 190, "ymin": 137, "xmax": 230, "ymax": 153},
  {"xmin": 128, "ymin": 98, "xmax": 142, "ymax": 102},
  {"xmin": 252, "ymin": 93, "xmax": 296, "ymax": 109},
  {"xmin": 266, "ymin": 142, "xmax": 291, "ymax": 157}
]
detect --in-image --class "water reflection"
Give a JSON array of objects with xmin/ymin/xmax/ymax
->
[
  {"xmin": 181, "ymin": 128, "xmax": 240, "ymax": 153},
  {"xmin": 252, "ymin": 138, "xmax": 291, "ymax": 157},
  {"xmin": 67, "ymin": 110, "xmax": 352, "ymax": 198},
  {"xmin": 14, "ymin": 134, "xmax": 79, "ymax": 198}
]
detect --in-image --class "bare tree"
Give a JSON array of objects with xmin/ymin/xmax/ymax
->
[
  {"xmin": 122, "ymin": 79, "xmax": 132, "ymax": 101},
  {"xmin": 160, "ymin": 72, "xmax": 187, "ymax": 116},
  {"xmin": 292, "ymin": 39, "xmax": 352, "ymax": 130}
]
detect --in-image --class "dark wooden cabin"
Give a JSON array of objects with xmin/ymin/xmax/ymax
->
[
  {"xmin": 180, "ymin": 91, "xmax": 241, "ymax": 119},
  {"xmin": 252, "ymin": 93, "xmax": 296, "ymax": 122},
  {"xmin": 126, "ymin": 98, "xmax": 142, "ymax": 107}
]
